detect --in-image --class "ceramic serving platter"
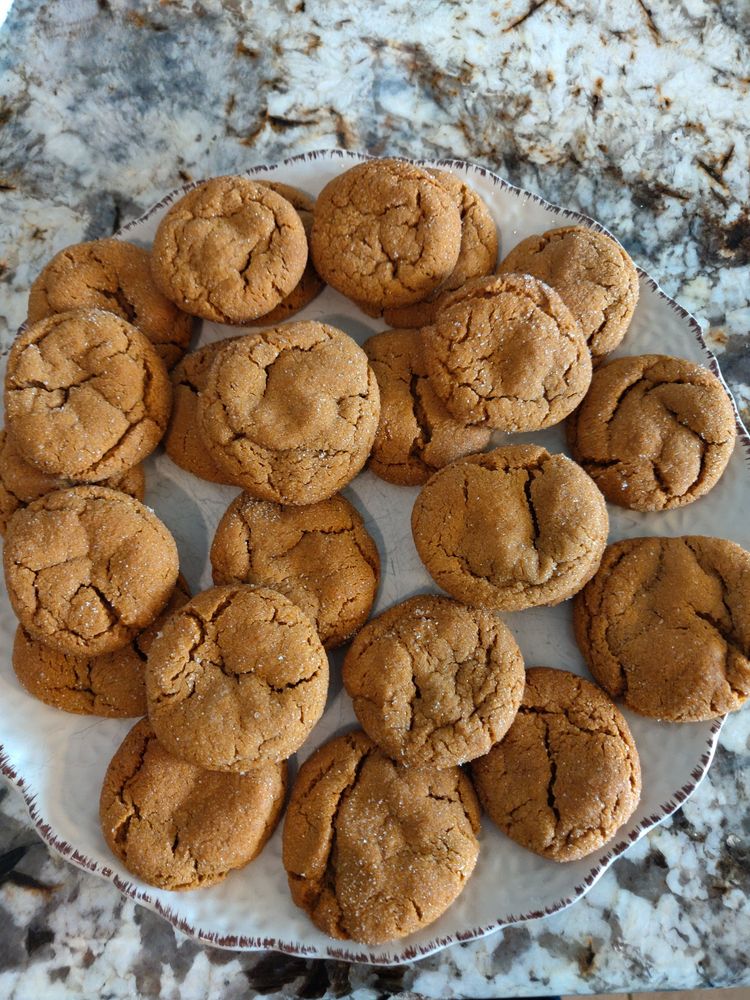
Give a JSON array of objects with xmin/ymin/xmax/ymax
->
[{"xmin": 1, "ymin": 150, "xmax": 748, "ymax": 965}]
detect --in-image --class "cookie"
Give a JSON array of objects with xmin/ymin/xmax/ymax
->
[
  {"xmin": 310, "ymin": 158, "xmax": 462, "ymax": 311},
  {"xmin": 573, "ymin": 536, "xmax": 750, "ymax": 721},
  {"xmin": 498, "ymin": 225, "xmax": 639, "ymax": 360},
  {"xmin": 100, "ymin": 718, "xmax": 286, "ymax": 890},
  {"xmin": 567, "ymin": 354, "xmax": 737, "ymax": 511},
  {"xmin": 411, "ymin": 446, "xmax": 609, "ymax": 611},
  {"xmin": 282, "ymin": 730, "xmax": 480, "ymax": 944},
  {"xmin": 382, "ymin": 169, "xmax": 498, "ymax": 328},
  {"xmin": 146, "ymin": 585, "xmax": 329, "ymax": 770},
  {"xmin": 12, "ymin": 575, "xmax": 191, "ymax": 717},
  {"xmin": 471, "ymin": 667, "xmax": 641, "ymax": 862},
  {"xmin": 198, "ymin": 322, "xmax": 380, "ymax": 505},
  {"xmin": 5, "ymin": 309, "xmax": 172, "ymax": 482},
  {"xmin": 0, "ymin": 427, "xmax": 145, "ymax": 536},
  {"xmin": 27, "ymin": 238, "xmax": 193, "ymax": 369},
  {"xmin": 343, "ymin": 595, "xmax": 524, "ymax": 768},
  {"xmin": 421, "ymin": 273, "xmax": 591, "ymax": 430},
  {"xmin": 363, "ymin": 328, "xmax": 492, "ymax": 485},
  {"xmin": 210, "ymin": 492, "xmax": 379, "ymax": 649},
  {"xmin": 150, "ymin": 176, "xmax": 308, "ymax": 324},
  {"xmin": 3, "ymin": 486, "xmax": 179, "ymax": 656}
]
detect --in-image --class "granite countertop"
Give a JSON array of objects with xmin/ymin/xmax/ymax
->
[{"xmin": 0, "ymin": 1, "xmax": 749, "ymax": 997}]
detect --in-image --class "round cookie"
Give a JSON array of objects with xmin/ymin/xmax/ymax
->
[
  {"xmin": 210, "ymin": 492, "xmax": 379, "ymax": 649},
  {"xmin": 146, "ymin": 585, "xmax": 329, "ymax": 770},
  {"xmin": 382, "ymin": 169, "xmax": 499, "ymax": 328},
  {"xmin": 343, "ymin": 595, "xmax": 525, "ymax": 768},
  {"xmin": 12, "ymin": 575, "xmax": 191, "ymax": 717},
  {"xmin": 471, "ymin": 667, "xmax": 641, "ymax": 862},
  {"xmin": 364, "ymin": 328, "xmax": 492, "ymax": 485},
  {"xmin": 3, "ymin": 486, "xmax": 179, "ymax": 656},
  {"xmin": 411, "ymin": 446, "xmax": 609, "ymax": 611},
  {"xmin": 282, "ymin": 730, "xmax": 481, "ymax": 944},
  {"xmin": 567, "ymin": 354, "xmax": 737, "ymax": 511},
  {"xmin": 198, "ymin": 322, "xmax": 380, "ymax": 505},
  {"xmin": 421, "ymin": 272, "xmax": 592, "ymax": 430},
  {"xmin": 150, "ymin": 176, "xmax": 308, "ymax": 325},
  {"xmin": 0, "ymin": 427, "xmax": 145, "ymax": 535},
  {"xmin": 498, "ymin": 225, "xmax": 639, "ymax": 360},
  {"xmin": 574, "ymin": 536, "xmax": 750, "ymax": 721},
  {"xmin": 100, "ymin": 718, "xmax": 287, "ymax": 890},
  {"xmin": 27, "ymin": 238, "xmax": 193, "ymax": 369},
  {"xmin": 310, "ymin": 158, "xmax": 462, "ymax": 311},
  {"xmin": 4, "ymin": 309, "xmax": 172, "ymax": 482}
]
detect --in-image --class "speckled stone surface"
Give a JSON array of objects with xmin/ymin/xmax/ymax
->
[{"xmin": 0, "ymin": 0, "xmax": 748, "ymax": 996}]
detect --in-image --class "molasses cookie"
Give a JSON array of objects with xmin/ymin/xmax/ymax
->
[
  {"xmin": 100, "ymin": 718, "xmax": 287, "ymax": 890},
  {"xmin": 567, "ymin": 354, "xmax": 737, "ymax": 511},
  {"xmin": 210, "ymin": 492, "xmax": 379, "ymax": 649},
  {"xmin": 146, "ymin": 585, "xmax": 329, "ymax": 770},
  {"xmin": 150, "ymin": 176, "xmax": 307, "ymax": 324},
  {"xmin": 574, "ymin": 536, "xmax": 750, "ymax": 721},
  {"xmin": 411, "ymin": 446, "xmax": 609, "ymax": 611},
  {"xmin": 343, "ymin": 595, "xmax": 525, "ymax": 768},
  {"xmin": 471, "ymin": 667, "xmax": 641, "ymax": 862},
  {"xmin": 3, "ymin": 486, "xmax": 179, "ymax": 656},
  {"xmin": 421, "ymin": 273, "xmax": 591, "ymax": 429},
  {"xmin": 197, "ymin": 322, "xmax": 380, "ymax": 505},
  {"xmin": 283, "ymin": 730, "xmax": 481, "ymax": 944},
  {"xmin": 364, "ymin": 328, "xmax": 491, "ymax": 485},
  {"xmin": 5, "ymin": 310, "xmax": 172, "ymax": 482}
]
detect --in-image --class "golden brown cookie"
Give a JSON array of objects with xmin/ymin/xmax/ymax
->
[
  {"xmin": 573, "ymin": 536, "xmax": 750, "ymax": 721},
  {"xmin": 210, "ymin": 492, "xmax": 379, "ymax": 649},
  {"xmin": 146, "ymin": 585, "xmax": 329, "ymax": 770},
  {"xmin": 197, "ymin": 322, "xmax": 380, "ymax": 505},
  {"xmin": 3, "ymin": 486, "xmax": 179, "ymax": 656},
  {"xmin": 283, "ymin": 730, "xmax": 480, "ymax": 944},
  {"xmin": 343, "ymin": 595, "xmax": 524, "ymax": 768},
  {"xmin": 27, "ymin": 238, "xmax": 193, "ymax": 369},
  {"xmin": 471, "ymin": 667, "xmax": 641, "ymax": 862},
  {"xmin": 363, "ymin": 328, "xmax": 492, "ymax": 485},
  {"xmin": 12, "ymin": 575, "xmax": 191, "ymax": 717},
  {"xmin": 382, "ymin": 170, "xmax": 498, "ymax": 328},
  {"xmin": 4, "ymin": 310, "xmax": 172, "ymax": 482},
  {"xmin": 150, "ymin": 176, "xmax": 308, "ymax": 324},
  {"xmin": 0, "ymin": 427, "xmax": 145, "ymax": 536},
  {"xmin": 100, "ymin": 718, "xmax": 287, "ymax": 890},
  {"xmin": 498, "ymin": 225, "xmax": 639, "ymax": 360},
  {"xmin": 411, "ymin": 446, "xmax": 609, "ymax": 611},
  {"xmin": 310, "ymin": 158, "xmax": 462, "ymax": 311},
  {"xmin": 421, "ymin": 273, "xmax": 591, "ymax": 430},
  {"xmin": 567, "ymin": 354, "xmax": 737, "ymax": 511}
]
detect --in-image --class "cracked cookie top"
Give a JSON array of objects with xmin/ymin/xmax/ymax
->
[
  {"xmin": 99, "ymin": 718, "xmax": 287, "ymax": 890},
  {"xmin": 150, "ymin": 176, "xmax": 308, "ymax": 325},
  {"xmin": 27, "ymin": 238, "xmax": 193, "ymax": 369},
  {"xmin": 4, "ymin": 309, "xmax": 172, "ymax": 482},
  {"xmin": 471, "ymin": 667, "xmax": 641, "ymax": 862},
  {"xmin": 282, "ymin": 729, "xmax": 481, "ymax": 944},
  {"xmin": 3, "ymin": 486, "xmax": 179, "ymax": 656},
  {"xmin": 210, "ymin": 492, "xmax": 379, "ymax": 650},
  {"xmin": 567, "ymin": 354, "xmax": 737, "ymax": 511},
  {"xmin": 411, "ymin": 445, "xmax": 609, "ymax": 611},
  {"xmin": 498, "ymin": 225, "xmax": 639, "ymax": 361},
  {"xmin": 197, "ymin": 322, "xmax": 381, "ymax": 505},
  {"xmin": 364, "ymin": 328, "xmax": 492, "ymax": 486},
  {"xmin": 310, "ymin": 158, "xmax": 462, "ymax": 311},
  {"xmin": 146, "ymin": 585, "xmax": 329, "ymax": 770},
  {"xmin": 421, "ymin": 272, "xmax": 592, "ymax": 430},
  {"xmin": 574, "ymin": 536, "xmax": 750, "ymax": 721},
  {"xmin": 343, "ymin": 595, "xmax": 525, "ymax": 768}
]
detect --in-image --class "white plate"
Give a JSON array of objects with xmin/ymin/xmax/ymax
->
[{"xmin": 1, "ymin": 151, "xmax": 748, "ymax": 965}]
